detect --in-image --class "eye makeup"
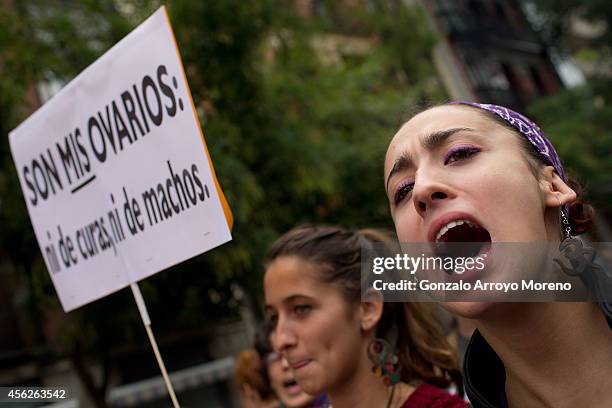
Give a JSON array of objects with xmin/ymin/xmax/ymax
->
[
  {"xmin": 443, "ymin": 145, "xmax": 481, "ymax": 165},
  {"xmin": 393, "ymin": 180, "xmax": 415, "ymax": 206}
]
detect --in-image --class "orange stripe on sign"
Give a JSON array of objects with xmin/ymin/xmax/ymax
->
[{"xmin": 162, "ymin": 6, "xmax": 233, "ymax": 231}]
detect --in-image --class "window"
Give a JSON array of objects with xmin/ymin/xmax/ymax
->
[
  {"xmin": 494, "ymin": 1, "xmax": 507, "ymax": 22},
  {"xmin": 468, "ymin": 0, "xmax": 486, "ymax": 18},
  {"xmin": 529, "ymin": 64, "xmax": 547, "ymax": 94}
]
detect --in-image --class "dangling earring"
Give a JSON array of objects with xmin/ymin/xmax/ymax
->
[
  {"xmin": 554, "ymin": 207, "xmax": 612, "ymax": 329},
  {"xmin": 554, "ymin": 207, "xmax": 598, "ymax": 277},
  {"xmin": 367, "ymin": 338, "xmax": 401, "ymax": 386}
]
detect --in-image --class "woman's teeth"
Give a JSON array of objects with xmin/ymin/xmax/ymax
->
[{"xmin": 435, "ymin": 219, "xmax": 478, "ymax": 242}]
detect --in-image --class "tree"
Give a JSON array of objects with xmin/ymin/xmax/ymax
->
[
  {"xmin": 527, "ymin": 1, "xmax": 612, "ymax": 235},
  {"xmin": 528, "ymin": 86, "xmax": 612, "ymax": 226},
  {"xmin": 0, "ymin": 0, "xmax": 443, "ymax": 405}
]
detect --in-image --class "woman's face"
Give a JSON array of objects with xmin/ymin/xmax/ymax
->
[
  {"xmin": 384, "ymin": 106, "xmax": 554, "ymax": 316},
  {"xmin": 266, "ymin": 351, "xmax": 314, "ymax": 408},
  {"xmin": 264, "ymin": 256, "xmax": 366, "ymax": 396}
]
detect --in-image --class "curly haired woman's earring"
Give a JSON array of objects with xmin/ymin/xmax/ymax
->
[{"xmin": 367, "ymin": 338, "xmax": 401, "ymax": 386}]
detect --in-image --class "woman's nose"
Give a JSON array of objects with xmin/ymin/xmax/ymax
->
[
  {"xmin": 271, "ymin": 316, "xmax": 297, "ymax": 352},
  {"xmin": 280, "ymin": 356, "xmax": 290, "ymax": 371},
  {"xmin": 411, "ymin": 172, "xmax": 453, "ymax": 217}
]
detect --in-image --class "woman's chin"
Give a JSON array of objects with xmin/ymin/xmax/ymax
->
[
  {"xmin": 296, "ymin": 380, "xmax": 321, "ymax": 398},
  {"xmin": 441, "ymin": 301, "xmax": 497, "ymax": 319},
  {"xmin": 282, "ymin": 393, "xmax": 315, "ymax": 408}
]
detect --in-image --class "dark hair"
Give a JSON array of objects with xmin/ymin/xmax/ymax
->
[{"xmin": 265, "ymin": 225, "xmax": 463, "ymax": 394}]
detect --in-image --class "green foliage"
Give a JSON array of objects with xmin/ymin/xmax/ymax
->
[
  {"xmin": 0, "ymin": 0, "xmax": 443, "ymax": 366},
  {"xmin": 528, "ymin": 1, "xmax": 612, "ymax": 224},
  {"xmin": 528, "ymin": 86, "xmax": 612, "ymax": 217},
  {"xmin": 534, "ymin": 0, "xmax": 612, "ymax": 49}
]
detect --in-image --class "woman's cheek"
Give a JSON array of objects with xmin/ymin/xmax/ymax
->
[{"xmin": 394, "ymin": 210, "xmax": 419, "ymax": 241}]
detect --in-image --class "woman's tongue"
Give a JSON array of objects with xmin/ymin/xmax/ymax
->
[{"xmin": 284, "ymin": 379, "xmax": 302, "ymax": 395}]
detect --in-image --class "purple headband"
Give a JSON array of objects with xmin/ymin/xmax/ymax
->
[{"xmin": 449, "ymin": 101, "xmax": 567, "ymax": 183}]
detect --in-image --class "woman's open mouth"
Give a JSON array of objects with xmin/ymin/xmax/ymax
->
[
  {"xmin": 282, "ymin": 378, "xmax": 302, "ymax": 395},
  {"xmin": 429, "ymin": 214, "xmax": 492, "ymax": 260}
]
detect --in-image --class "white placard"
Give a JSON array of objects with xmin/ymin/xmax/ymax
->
[{"xmin": 8, "ymin": 6, "xmax": 233, "ymax": 312}]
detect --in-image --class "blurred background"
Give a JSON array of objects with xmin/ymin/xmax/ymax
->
[{"xmin": 0, "ymin": 0, "xmax": 610, "ymax": 406}]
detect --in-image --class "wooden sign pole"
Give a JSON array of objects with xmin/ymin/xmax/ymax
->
[{"xmin": 130, "ymin": 282, "xmax": 180, "ymax": 408}]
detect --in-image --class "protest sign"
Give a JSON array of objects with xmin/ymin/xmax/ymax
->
[{"xmin": 9, "ymin": 6, "xmax": 233, "ymax": 313}]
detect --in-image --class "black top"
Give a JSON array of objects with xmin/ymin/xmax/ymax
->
[
  {"xmin": 464, "ymin": 300, "xmax": 612, "ymax": 408},
  {"xmin": 463, "ymin": 330, "xmax": 508, "ymax": 408}
]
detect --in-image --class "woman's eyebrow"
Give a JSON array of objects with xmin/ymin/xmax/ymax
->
[
  {"xmin": 265, "ymin": 294, "xmax": 313, "ymax": 311},
  {"xmin": 421, "ymin": 127, "xmax": 474, "ymax": 150},
  {"xmin": 386, "ymin": 127, "xmax": 475, "ymax": 193},
  {"xmin": 386, "ymin": 151, "xmax": 413, "ymax": 193},
  {"xmin": 283, "ymin": 294, "xmax": 314, "ymax": 304}
]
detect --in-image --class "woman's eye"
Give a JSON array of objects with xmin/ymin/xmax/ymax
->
[
  {"xmin": 444, "ymin": 146, "xmax": 480, "ymax": 165},
  {"xmin": 394, "ymin": 181, "xmax": 414, "ymax": 206},
  {"xmin": 294, "ymin": 304, "xmax": 312, "ymax": 316},
  {"xmin": 266, "ymin": 313, "xmax": 278, "ymax": 328}
]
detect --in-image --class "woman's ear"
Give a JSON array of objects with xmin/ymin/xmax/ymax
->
[
  {"xmin": 540, "ymin": 166, "xmax": 576, "ymax": 208},
  {"xmin": 359, "ymin": 292, "xmax": 383, "ymax": 332}
]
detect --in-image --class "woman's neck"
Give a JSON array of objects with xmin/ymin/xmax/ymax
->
[
  {"xmin": 478, "ymin": 302, "xmax": 612, "ymax": 408},
  {"xmin": 326, "ymin": 344, "xmax": 411, "ymax": 408},
  {"xmin": 327, "ymin": 362, "xmax": 389, "ymax": 408}
]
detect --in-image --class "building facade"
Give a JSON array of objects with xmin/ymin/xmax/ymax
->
[{"xmin": 420, "ymin": 0, "xmax": 562, "ymax": 110}]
